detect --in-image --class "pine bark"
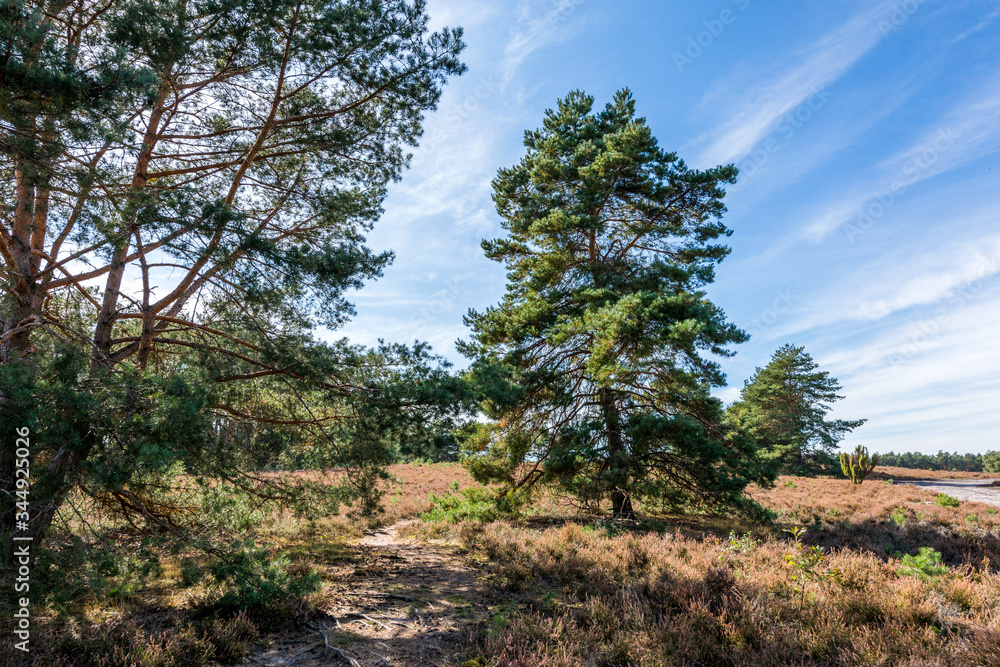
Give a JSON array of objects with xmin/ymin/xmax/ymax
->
[{"xmin": 599, "ymin": 387, "xmax": 635, "ymax": 520}]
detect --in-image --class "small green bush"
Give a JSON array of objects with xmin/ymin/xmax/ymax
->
[
  {"xmin": 180, "ymin": 559, "xmax": 203, "ymax": 588},
  {"xmin": 33, "ymin": 537, "xmax": 163, "ymax": 610},
  {"xmin": 934, "ymin": 493, "xmax": 961, "ymax": 508},
  {"xmin": 204, "ymin": 539, "xmax": 321, "ymax": 623},
  {"xmin": 200, "ymin": 484, "xmax": 268, "ymax": 532},
  {"xmin": 421, "ymin": 487, "xmax": 502, "ymax": 523},
  {"xmin": 898, "ymin": 547, "xmax": 948, "ymax": 581},
  {"xmin": 719, "ymin": 531, "xmax": 763, "ymax": 561},
  {"xmin": 841, "ymin": 445, "xmax": 879, "ymax": 487},
  {"xmin": 891, "ymin": 507, "xmax": 907, "ymax": 528}
]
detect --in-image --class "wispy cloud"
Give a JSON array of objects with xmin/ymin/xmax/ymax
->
[
  {"xmin": 951, "ymin": 5, "xmax": 1000, "ymax": 42},
  {"xmin": 502, "ymin": 0, "xmax": 585, "ymax": 87},
  {"xmin": 885, "ymin": 86, "xmax": 1000, "ymax": 180},
  {"xmin": 825, "ymin": 292, "xmax": 1000, "ymax": 452},
  {"xmin": 692, "ymin": 1, "xmax": 898, "ymax": 167},
  {"xmin": 759, "ymin": 229, "xmax": 1000, "ymax": 343},
  {"xmin": 798, "ymin": 79, "xmax": 1000, "ymax": 241}
]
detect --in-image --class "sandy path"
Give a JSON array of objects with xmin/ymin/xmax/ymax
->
[
  {"xmin": 901, "ymin": 479, "xmax": 1000, "ymax": 507},
  {"xmin": 243, "ymin": 520, "xmax": 480, "ymax": 667}
]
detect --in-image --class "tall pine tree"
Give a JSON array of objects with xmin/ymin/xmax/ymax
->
[
  {"xmin": 0, "ymin": 0, "xmax": 466, "ymax": 553},
  {"xmin": 461, "ymin": 90, "xmax": 771, "ymax": 519},
  {"xmin": 728, "ymin": 344, "xmax": 866, "ymax": 474}
]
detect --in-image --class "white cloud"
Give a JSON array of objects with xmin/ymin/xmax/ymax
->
[
  {"xmin": 951, "ymin": 6, "xmax": 1000, "ymax": 42},
  {"xmin": 827, "ymin": 291, "xmax": 1000, "ymax": 453},
  {"xmin": 692, "ymin": 1, "xmax": 898, "ymax": 167},
  {"xmin": 501, "ymin": 0, "xmax": 586, "ymax": 88},
  {"xmin": 884, "ymin": 87, "xmax": 1000, "ymax": 181},
  {"xmin": 761, "ymin": 233, "xmax": 1000, "ymax": 343}
]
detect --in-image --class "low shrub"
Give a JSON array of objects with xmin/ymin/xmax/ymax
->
[
  {"xmin": 718, "ymin": 530, "xmax": 762, "ymax": 562},
  {"xmin": 934, "ymin": 493, "xmax": 961, "ymax": 507},
  {"xmin": 196, "ymin": 612, "xmax": 260, "ymax": 663},
  {"xmin": 898, "ymin": 547, "xmax": 948, "ymax": 581},
  {"xmin": 457, "ymin": 520, "xmax": 1000, "ymax": 666},
  {"xmin": 18, "ymin": 618, "xmax": 214, "ymax": 667},
  {"xmin": 891, "ymin": 506, "xmax": 907, "ymax": 528},
  {"xmin": 30, "ymin": 537, "xmax": 165, "ymax": 610},
  {"xmin": 421, "ymin": 487, "xmax": 503, "ymax": 524},
  {"xmin": 201, "ymin": 539, "xmax": 322, "ymax": 624}
]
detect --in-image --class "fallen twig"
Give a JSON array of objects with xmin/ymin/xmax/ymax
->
[
  {"xmin": 340, "ymin": 591, "xmax": 414, "ymax": 601},
  {"xmin": 345, "ymin": 612, "xmax": 395, "ymax": 632}
]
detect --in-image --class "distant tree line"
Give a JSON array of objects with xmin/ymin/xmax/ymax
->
[{"xmin": 878, "ymin": 451, "xmax": 986, "ymax": 472}]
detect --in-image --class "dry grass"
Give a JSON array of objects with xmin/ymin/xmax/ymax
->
[
  {"xmin": 377, "ymin": 462, "xmax": 478, "ymax": 521},
  {"xmin": 750, "ymin": 476, "xmax": 1000, "ymax": 565},
  {"xmin": 457, "ymin": 519, "xmax": 1000, "ymax": 666},
  {"xmin": 16, "ymin": 464, "xmax": 1000, "ymax": 666},
  {"xmin": 399, "ymin": 471, "xmax": 1000, "ymax": 666}
]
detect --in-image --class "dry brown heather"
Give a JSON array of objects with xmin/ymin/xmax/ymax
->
[
  {"xmin": 374, "ymin": 462, "xmax": 478, "ymax": 521},
  {"xmin": 24, "ymin": 465, "xmax": 1000, "ymax": 666},
  {"xmin": 750, "ymin": 476, "xmax": 1000, "ymax": 564},
  {"xmin": 394, "ymin": 470, "xmax": 1000, "ymax": 666},
  {"xmin": 871, "ymin": 466, "xmax": 1000, "ymax": 481},
  {"xmin": 250, "ymin": 462, "xmax": 478, "ymax": 543},
  {"xmin": 260, "ymin": 462, "xmax": 474, "ymax": 517},
  {"xmin": 457, "ymin": 519, "xmax": 1000, "ymax": 666}
]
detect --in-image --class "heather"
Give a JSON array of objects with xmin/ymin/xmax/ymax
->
[
  {"xmin": 439, "ymin": 476, "xmax": 1000, "ymax": 666},
  {"xmin": 458, "ymin": 519, "xmax": 1000, "ymax": 666}
]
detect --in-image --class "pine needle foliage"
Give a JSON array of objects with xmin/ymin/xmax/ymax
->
[
  {"xmin": 460, "ymin": 89, "xmax": 773, "ymax": 520},
  {"xmin": 0, "ymin": 0, "xmax": 467, "ymax": 564},
  {"xmin": 728, "ymin": 344, "xmax": 865, "ymax": 475}
]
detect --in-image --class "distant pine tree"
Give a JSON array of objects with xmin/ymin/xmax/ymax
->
[{"xmin": 728, "ymin": 344, "xmax": 865, "ymax": 475}]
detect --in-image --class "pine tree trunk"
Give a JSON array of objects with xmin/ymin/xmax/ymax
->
[
  {"xmin": 1, "ymin": 157, "xmax": 42, "ymax": 572},
  {"xmin": 612, "ymin": 489, "xmax": 634, "ymax": 519},
  {"xmin": 599, "ymin": 387, "xmax": 635, "ymax": 520}
]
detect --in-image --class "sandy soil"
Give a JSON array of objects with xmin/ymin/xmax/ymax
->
[
  {"xmin": 899, "ymin": 479, "xmax": 1000, "ymax": 507},
  {"xmin": 242, "ymin": 520, "xmax": 481, "ymax": 667}
]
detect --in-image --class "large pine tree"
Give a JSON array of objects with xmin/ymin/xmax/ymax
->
[
  {"xmin": 728, "ymin": 344, "xmax": 866, "ymax": 474},
  {"xmin": 461, "ymin": 89, "xmax": 771, "ymax": 519},
  {"xmin": 0, "ymin": 0, "xmax": 466, "ymax": 553}
]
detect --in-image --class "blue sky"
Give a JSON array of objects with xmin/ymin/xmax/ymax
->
[{"xmin": 333, "ymin": 0, "xmax": 1000, "ymax": 455}]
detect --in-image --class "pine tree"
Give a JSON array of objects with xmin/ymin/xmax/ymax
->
[
  {"xmin": 728, "ymin": 344, "xmax": 865, "ymax": 474},
  {"xmin": 0, "ymin": 0, "xmax": 466, "ymax": 552},
  {"xmin": 461, "ymin": 89, "xmax": 771, "ymax": 519}
]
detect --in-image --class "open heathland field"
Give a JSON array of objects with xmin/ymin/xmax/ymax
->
[{"xmin": 5, "ymin": 464, "xmax": 1000, "ymax": 666}]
